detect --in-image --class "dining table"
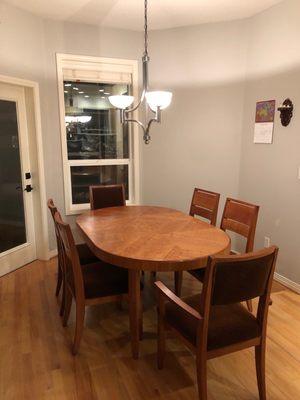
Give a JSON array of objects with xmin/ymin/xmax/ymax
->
[{"xmin": 76, "ymin": 205, "xmax": 231, "ymax": 359}]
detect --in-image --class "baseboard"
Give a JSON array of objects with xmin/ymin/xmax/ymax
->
[
  {"xmin": 274, "ymin": 272, "xmax": 300, "ymax": 294},
  {"xmin": 230, "ymin": 249, "xmax": 300, "ymax": 294},
  {"xmin": 48, "ymin": 249, "xmax": 58, "ymax": 259}
]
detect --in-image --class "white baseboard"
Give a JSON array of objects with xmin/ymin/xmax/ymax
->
[
  {"xmin": 230, "ymin": 249, "xmax": 300, "ymax": 295},
  {"xmin": 48, "ymin": 249, "xmax": 58, "ymax": 259},
  {"xmin": 274, "ymin": 272, "xmax": 300, "ymax": 294}
]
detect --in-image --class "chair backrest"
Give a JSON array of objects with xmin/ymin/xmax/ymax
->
[
  {"xmin": 89, "ymin": 184, "xmax": 126, "ymax": 210},
  {"xmin": 54, "ymin": 211, "xmax": 84, "ymax": 301},
  {"xmin": 220, "ymin": 198, "xmax": 259, "ymax": 252},
  {"xmin": 47, "ymin": 198, "xmax": 57, "ymax": 219},
  {"xmin": 47, "ymin": 199, "xmax": 62, "ymax": 257},
  {"xmin": 189, "ymin": 188, "xmax": 220, "ymax": 226},
  {"xmin": 200, "ymin": 246, "xmax": 278, "ymax": 330}
]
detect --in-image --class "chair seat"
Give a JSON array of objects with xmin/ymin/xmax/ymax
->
[
  {"xmin": 82, "ymin": 261, "xmax": 129, "ymax": 299},
  {"xmin": 76, "ymin": 243, "xmax": 99, "ymax": 265},
  {"xmin": 165, "ymin": 294, "xmax": 261, "ymax": 351}
]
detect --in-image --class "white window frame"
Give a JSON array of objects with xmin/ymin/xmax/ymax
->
[{"xmin": 56, "ymin": 53, "xmax": 140, "ymax": 215}]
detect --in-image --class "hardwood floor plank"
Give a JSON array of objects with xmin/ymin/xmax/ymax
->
[{"xmin": 0, "ymin": 259, "xmax": 299, "ymax": 399}]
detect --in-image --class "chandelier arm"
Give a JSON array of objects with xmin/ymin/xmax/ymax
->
[
  {"xmin": 124, "ymin": 88, "xmax": 146, "ymax": 115},
  {"xmin": 145, "ymin": 116, "xmax": 159, "ymax": 133},
  {"xmin": 124, "ymin": 118, "xmax": 146, "ymax": 134}
]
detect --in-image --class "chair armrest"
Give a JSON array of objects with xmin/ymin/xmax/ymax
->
[{"xmin": 155, "ymin": 281, "xmax": 202, "ymax": 321}]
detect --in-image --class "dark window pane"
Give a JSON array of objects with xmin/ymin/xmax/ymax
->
[
  {"xmin": 70, "ymin": 165, "xmax": 129, "ymax": 205},
  {"xmin": 0, "ymin": 100, "xmax": 26, "ymax": 253},
  {"xmin": 64, "ymin": 81, "xmax": 130, "ymax": 160}
]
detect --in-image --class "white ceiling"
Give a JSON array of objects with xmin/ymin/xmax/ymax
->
[{"xmin": 5, "ymin": 0, "xmax": 283, "ymax": 31}]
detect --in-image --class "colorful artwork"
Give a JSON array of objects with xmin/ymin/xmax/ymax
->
[{"xmin": 255, "ymin": 100, "xmax": 276, "ymax": 123}]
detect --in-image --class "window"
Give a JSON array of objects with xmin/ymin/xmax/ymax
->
[{"xmin": 56, "ymin": 54, "xmax": 140, "ymax": 214}]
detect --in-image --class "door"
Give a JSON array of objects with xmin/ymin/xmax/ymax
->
[{"xmin": 0, "ymin": 82, "xmax": 36, "ymax": 276}]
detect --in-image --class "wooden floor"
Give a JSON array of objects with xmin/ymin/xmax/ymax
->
[{"xmin": 0, "ymin": 258, "xmax": 299, "ymax": 400}]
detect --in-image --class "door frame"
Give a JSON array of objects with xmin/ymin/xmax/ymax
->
[{"xmin": 0, "ymin": 74, "xmax": 49, "ymax": 261}]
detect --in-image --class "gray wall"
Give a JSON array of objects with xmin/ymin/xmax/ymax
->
[
  {"xmin": 141, "ymin": 21, "xmax": 248, "ymax": 223},
  {"xmin": 239, "ymin": 0, "xmax": 300, "ymax": 283},
  {"xmin": 141, "ymin": 2, "xmax": 300, "ymax": 285},
  {"xmin": 1, "ymin": 1, "xmax": 300, "ymax": 285},
  {"xmin": 0, "ymin": 2, "xmax": 142, "ymax": 250}
]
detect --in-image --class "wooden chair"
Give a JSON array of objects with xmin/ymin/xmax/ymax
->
[
  {"xmin": 188, "ymin": 197, "xmax": 259, "ymax": 312},
  {"xmin": 89, "ymin": 184, "xmax": 126, "ymax": 210},
  {"xmin": 189, "ymin": 187, "xmax": 220, "ymax": 224},
  {"xmin": 47, "ymin": 199, "xmax": 98, "ymax": 315},
  {"xmin": 155, "ymin": 246, "xmax": 278, "ymax": 400},
  {"xmin": 174, "ymin": 188, "xmax": 220, "ymax": 296},
  {"xmin": 54, "ymin": 210, "xmax": 130, "ymax": 355}
]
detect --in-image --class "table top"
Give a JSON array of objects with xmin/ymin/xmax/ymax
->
[{"xmin": 76, "ymin": 206, "xmax": 231, "ymax": 271}]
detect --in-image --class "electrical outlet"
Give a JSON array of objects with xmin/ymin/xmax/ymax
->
[{"xmin": 264, "ymin": 236, "xmax": 271, "ymax": 248}]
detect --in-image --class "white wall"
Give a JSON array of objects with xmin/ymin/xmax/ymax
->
[
  {"xmin": 0, "ymin": 2, "xmax": 142, "ymax": 250},
  {"xmin": 142, "ymin": 2, "xmax": 300, "ymax": 286},
  {"xmin": 141, "ymin": 21, "xmax": 248, "ymax": 220},
  {"xmin": 2, "ymin": 1, "xmax": 300, "ymax": 287},
  {"xmin": 240, "ymin": 0, "xmax": 300, "ymax": 285}
]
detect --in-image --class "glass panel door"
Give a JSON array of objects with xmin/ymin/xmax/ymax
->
[
  {"xmin": 0, "ymin": 99, "xmax": 26, "ymax": 253},
  {"xmin": 0, "ymin": 82, "xmax": 36, "ymax": 276}
]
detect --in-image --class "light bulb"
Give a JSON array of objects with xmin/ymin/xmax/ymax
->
[
  {"xmin": 145, "ymin": 91, "xmax": 172, "ymax": 112},
  {"xmin": 108, "ymin": 95, "xmax": 134, "ymax": 109}
]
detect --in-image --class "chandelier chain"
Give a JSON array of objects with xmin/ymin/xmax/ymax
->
[{"xmin": 144, "ymin": 0, "xmax": 148, "ymax": 56}]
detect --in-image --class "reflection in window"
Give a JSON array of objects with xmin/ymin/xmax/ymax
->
[
  {"xmin": 64, "ymin": 81, "xmax": 130, "ymax": 160},
  {"xmin": 71, "ymin": 165, "xmax": 129, "ymax": 205}
]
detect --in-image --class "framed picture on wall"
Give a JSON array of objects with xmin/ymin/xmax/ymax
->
[{"xmin": 254, "ymin": 100, "xmax": 276, "ymax": 144}]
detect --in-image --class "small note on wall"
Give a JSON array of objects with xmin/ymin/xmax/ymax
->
[{"xmin": 254, "ymin": 100, "xmax": 276, "ymax": 144}]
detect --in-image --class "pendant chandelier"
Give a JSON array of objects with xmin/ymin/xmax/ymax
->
[{"xmin": 109, "ymin": 0, "xmax": 172, "ymax": 144}]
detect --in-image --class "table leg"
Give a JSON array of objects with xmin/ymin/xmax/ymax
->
[{"xmin": 129, "ymin": 269, "xmax": 141, "ymax": 359}]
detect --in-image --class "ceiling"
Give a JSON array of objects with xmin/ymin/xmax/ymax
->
[{"xmin": 5, "ymin": 0, "xmax": 283, "ymax": 31}]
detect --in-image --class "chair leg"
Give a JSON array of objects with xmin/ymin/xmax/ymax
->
[
  {"xmin": 72, "ymin": 302, "xmax": 85, "ymax": 355},
  {"xmin": 196, "ymin": 354, "xmax": 208, "ymax": 400},
  {"xmin": 255, "ymin": 343, "xmax": 267, "ymax": 400},
  {"xmin": 62, "ymin": 287, "xmax": 72, "ymax": 327},
  {"xmin": 174, "ymin": 271, "xmax": 183, "ymax": 297},
  {"xmin": 157, "ymin": 297, "xmax": 166, "ymax": 369},
  {"xmin": 59, "ymin": 277, "xmax": 66, "ymax": 316},
  {"xmin": 269, "ymin": 298, "xmax": 273, "ymax": 306},
  {"xmin": 139, "ymin": 296, "xmax": 143, "ymax": 341},
  {"xmin": 55, "ymin": 264, "xmax": 63, "ymax": 297},
  {"xmin": 151, "ymin": 271, "xmax": 157, "ymax": 280},
  {"xmin": 246, "ymin": 299, "xmax": 253, "ymax": 312}
]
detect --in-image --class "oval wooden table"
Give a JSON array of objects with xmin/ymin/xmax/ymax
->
[{"xmin": 77, "ymin": 205, "xmax": 230, "ymax": 359}]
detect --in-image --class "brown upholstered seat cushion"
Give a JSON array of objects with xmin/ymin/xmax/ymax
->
[
  {"xmin": 82, "ymin": 262, "xmax": 129, "ymax": 299},
  {"xmin": 165, "ymin": 294, "xmax": 261, "ymax": 351},
  {"xmin": 76, "ymin": 243, "xmax": 99, "ymax": 265}
]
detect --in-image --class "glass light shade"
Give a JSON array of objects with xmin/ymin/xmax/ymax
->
[
  {"xmin": 145, "ymin": 91, "xmax": 172, "ymax": 112},
  {"xmin": 65, "ymin": 115, "xmax": 91, "ymax": 124},
  {"xmin": 108, "ymin": 95, "xmax": 134, "ymax": 109}
]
